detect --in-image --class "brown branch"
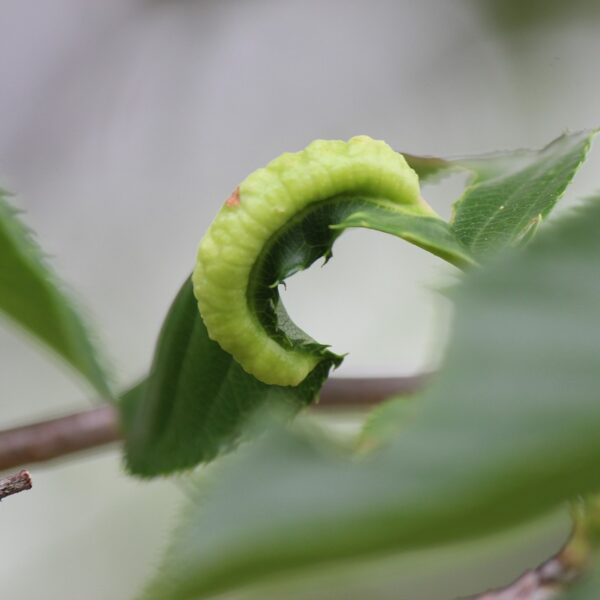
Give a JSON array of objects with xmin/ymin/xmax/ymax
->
[
  {"xmin": 318, "ymin": 374, "xmax": 427, "ymax": 408},
  {"xmin": 0, "ymin": 469, "xmax": 32, "ymax": 500},
  {"xmin": 0, "ymin": 406, "xmax": 121, "ymax": 472},
  {"xmin": 0, "ymin": 376, "xmax": 425, "ymax": 473}
]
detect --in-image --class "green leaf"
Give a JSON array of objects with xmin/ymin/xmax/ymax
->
[
  {"xmin": 451, "ymin": 130, "xmax": 595, "ymax": 258},
  {"xmin": 123, "ymin": 195, "xmax": 470, "ymax": 476},
  {"xmin": 122, "ymin": 277, "xmax": 340, "ymax": 476},
  {"xmin": 332, "ymin": 205, "xmax": 475, "ymax": 269},
  {"xmin": 402, "ymin": 132, "xmax": 596, "ymax": 260},
  {"xmin": 0, "ymin": 192, "xmax": 111, "ymax": 397},
  {"xmin": 139, "ymin": 196, "xmax": 600, "ymax": 599}
]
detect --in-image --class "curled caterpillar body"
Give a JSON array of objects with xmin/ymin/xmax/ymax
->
[{"xmin": 193, "ymin": 135, "xmax": 434, "ymax": 386}]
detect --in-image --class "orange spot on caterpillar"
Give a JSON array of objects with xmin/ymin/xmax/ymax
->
[{"xmin": 225, "ymin": 187, "xmax": 241, "ymax": 207}]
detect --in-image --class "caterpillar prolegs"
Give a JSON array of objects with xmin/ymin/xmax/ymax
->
[{"xmin": 192, "ymin": 136, "xmax": 437, "ymax": 386}]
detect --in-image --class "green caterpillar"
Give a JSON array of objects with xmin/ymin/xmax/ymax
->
[{"xmin": 192, "ymin": 135, "xmax": 436, "ymax": 386}]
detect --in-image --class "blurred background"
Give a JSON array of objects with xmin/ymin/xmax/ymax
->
[{"xmin": 1, "ymin": 1, "xmax": 599, "ymax": 598}]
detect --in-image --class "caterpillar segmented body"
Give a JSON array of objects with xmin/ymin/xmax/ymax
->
[{"xmin": 192, "ymin": 135, "xmax": 434, "ymax": 386}]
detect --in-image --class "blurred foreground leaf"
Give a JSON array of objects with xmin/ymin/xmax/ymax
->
[
  {"xmin": 560, "ymin": 555, "xmax": 600, "ymax": 599},
  {"xmin": 140, "ymin": 196, "xmax": 600, "ymax": 599},
  {"xmin": 368, "ymin": 130, "xmax": 595, "ymax": 445},
  {"xmin": 198, "ymin": 509, "xmax": 568, "ymax": 600},
  {"xmin": 358, "ymin": 394, "xmax": 419, "ymax": 450},
  {"xmin": 0, "ymin": 192, "xmax": 111, "ymax": 397}
]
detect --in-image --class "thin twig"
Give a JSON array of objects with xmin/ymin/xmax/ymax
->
[
  {"xmin": 0, "ymin": 469, "xmax": 32, "ymax": 500},
  {"xmin": 0, "ymin": 376, "xmax": 425, "ymax": 472},
  {"xmin": 319, "ymin": 374, "xmax": 427, "ymax": 408},
  {"xmin": 0, "ymin": 406, "xmax": 121, "ymax": 472}
]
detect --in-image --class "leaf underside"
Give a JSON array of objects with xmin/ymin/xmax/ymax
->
[
  {"xmin": 451, "ymin": 130, "xmax": 595, "ymax": 259},
  {"xmin": 406, "ymin": 130, "xmax": 595, "ymax": 260}
]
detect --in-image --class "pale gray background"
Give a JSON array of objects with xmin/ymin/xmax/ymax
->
[{"xmin": 0, "ymin": 1, "xmax": 598, "ymax": 598}]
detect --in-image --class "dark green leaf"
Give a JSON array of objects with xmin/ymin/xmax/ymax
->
[
  {"xmin": 122, "ymin": 278, "xmax": 340, "ymax": 476},
  {"xmin": 0, "ymin": 192, "xmax": 111, "ymax": 397},
  {"xmin": 140, "ymin": 196, "xmax": 600, "ymax": 599}
]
